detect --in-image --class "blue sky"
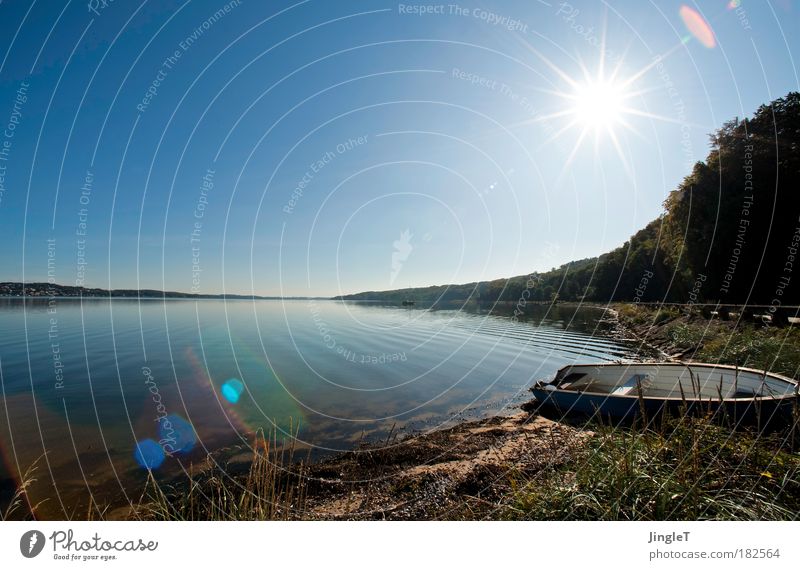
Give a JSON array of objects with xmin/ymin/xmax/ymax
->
[{"xmin": 0, "ymin": 0, "xmax": 798, "ymax": 296}]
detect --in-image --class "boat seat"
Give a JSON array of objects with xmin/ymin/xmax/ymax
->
[
  {"xmin": 569, "ymin": 379, "xmax": 599, "ymax": 392},
  {"xmin": 558, "ymin": 372, "xmax": 588, "ymax": 386},
  {"xmin": 611, "ymin": 373, "xmax": 653, "ymax": 396},
  {"xmin": 560, "ymin": 373, "xmax": 598, "ymax": 392},
  {"xmin": 558, "ymin": 373, "xmax": 587, "ymax": 390}
]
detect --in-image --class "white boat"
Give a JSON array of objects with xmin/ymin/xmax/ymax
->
[{"xmin": 531, "ymin": 362, "xmax": 799, "ymax": 426}]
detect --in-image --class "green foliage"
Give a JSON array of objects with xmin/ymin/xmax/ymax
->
[
  {"xmin": 653, "ymin": 306, "xmax": 680, "ymax": 324},
  {"xmin": 667, "ymin": 323, "xmax": 707, "ymax": 350},
  {"xmin": 661, "ymin": 93, "xmax": 800, "ymax": 303},
  {"xmin": 616, "ymin": 303, "xmax": 650, "ymax": 325}
]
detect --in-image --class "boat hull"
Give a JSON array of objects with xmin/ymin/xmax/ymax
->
[
  {"xmin": 531, "ymin": 362, "xmax": 799, "ymax": 428},
  {"xmin": 531, "ymin": 386, "xmax": 797, "ymax": 428}
]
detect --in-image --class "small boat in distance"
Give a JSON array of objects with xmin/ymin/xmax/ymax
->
[
  {"xmin": 531, "ymin": 362, "xmax": 799, "ymax": 427},
  {"xmin": 401, "ymin": 300, "xmax": 416, "ymax": 306}
]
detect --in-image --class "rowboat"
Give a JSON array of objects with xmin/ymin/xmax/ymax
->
[{"xmin": 531, "ymin": 362, "xmax": 799, "ymax": 427}]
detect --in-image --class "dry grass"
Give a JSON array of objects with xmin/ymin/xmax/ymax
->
[
  {"xmin": 133, "ymin": 428, "xmax": 308, "ymax": 521},
  {"xmin": 498, "ymin": 413, "xmax": 800, "ymax": 520},
  {"xmin": 1, "ymin": 460, "xmax": 40, "ymax": 520}
]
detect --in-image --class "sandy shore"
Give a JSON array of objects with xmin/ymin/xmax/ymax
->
[{"xmin": 299, "ymin": 410, "xmax": 587, "ymax": 520}]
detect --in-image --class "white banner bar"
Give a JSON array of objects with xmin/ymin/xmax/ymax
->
[{"xmin": 1, "ymin": 521, "xmax": 798, "ymax": 569}]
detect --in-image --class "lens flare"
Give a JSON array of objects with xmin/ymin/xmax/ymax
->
[
  {"xmin": 133, "ymin": 439, "xmax": 165, "ymax": 470},
  {"xmin": 680, "ymin": 5, "xmax": 716, "ymax": 48},
  {"xmin": 160, "ymin": 414, "xmax": 197, "ymax": 454},
  {"xmin": 221, "ymin": 378, "xmax": 245, "ymax": 404}
]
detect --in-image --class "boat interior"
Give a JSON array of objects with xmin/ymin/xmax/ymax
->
[{"xmin": 549, "ymin": 363, "xmax": 798, "ymax": 400}]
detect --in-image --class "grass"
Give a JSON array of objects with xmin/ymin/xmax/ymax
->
[
  {"xmin": 616, "ymin": 303, "xmax": 653, "ymax": 325},
  {"xmin": 133, "ymin": 428, "xmax": 308, "ymax": 521},
  {"xmin": 0, "ymin": 460, "xmax": 40, "ymax": 521},
  {"xmin": 616, "ymin": 302, "xmax": 800, "ymax": 380},
  {"xmin": 699, "ymin": 326, "xmax": 800, "ymax": 379},
  {"xmin": 499, "ymin": 414, "xmax": 800, "ymax": 520},
  {"xmin": 666, "ymin": 322, "xmax": 707, "ymax": 350},
  {"xmin": 1, "ymin": 431, "xmax": 310, "ymax": 521}
]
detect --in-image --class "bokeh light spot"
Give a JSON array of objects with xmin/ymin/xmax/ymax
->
[
  {"xmin": 160, "ymin": 414, "xmax": 197, "ymax": 454},
  {"xmin": 134, "ymin": 439, "xmax": 165, "ymax": 470},
  {"xmin": 221, "ymin": 378, "xmax": 245, "ymax": 404}
]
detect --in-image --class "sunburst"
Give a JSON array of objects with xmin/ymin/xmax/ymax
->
[{"xmin": 511, "ymin": 29, "xmax": 688, "ymax": 183}]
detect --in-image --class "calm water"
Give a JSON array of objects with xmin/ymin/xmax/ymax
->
[{"xmin": 0, "ymin": 298, "xmax": 639, "ymax": 517}]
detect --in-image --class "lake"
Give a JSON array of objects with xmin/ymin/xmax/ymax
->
[{"xmin": 0, "ymin": 298, "xmax": 640, "ymax": 518}]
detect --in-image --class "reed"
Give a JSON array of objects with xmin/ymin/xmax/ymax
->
[
  {"xmin": 133, "ymin": 426, "xmax": 308, "ymax": 521},
  {"xmin": 0, "ymin": 460, "xmax": 40, "ymax": 520}
]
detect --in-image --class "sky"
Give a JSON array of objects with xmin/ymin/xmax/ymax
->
[{"xmin": 0, "ymin": 0, "xmax": 798, "ymax": 297}]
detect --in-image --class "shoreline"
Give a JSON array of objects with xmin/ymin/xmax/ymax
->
[
  {"xmin": 123, "ymin": 409, "xmax": 586, "ymax": 521},
  {"xmin": 153, "ymin": 303, "xmax": 797, "ymax": 520},
  {"xmin": 301, "ymin": 411, "xmax": 583, "ymax": 520}
]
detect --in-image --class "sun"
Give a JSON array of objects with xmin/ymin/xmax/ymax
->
[
  {"xmin": 511, "ymin": 31, "xmax": 685, "ymax": 182},
  {"xmin": 571, "ymin": 79, "xmax": 626, "ymax": 131},
  {"xmin": 541, "ymin": 69, "xmax": 642, "ymax": 177},
  {"xmin": 510, "ymin": 28, "xmax": 691, "ymax": 185},
  {"xmin": 526, "ymin": 62, "xmax": 656, "ymax": 180}
]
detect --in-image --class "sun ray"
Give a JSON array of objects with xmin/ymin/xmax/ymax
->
[
  {"xmin": 515, "ymin": 38, "xmax": 583, "ymax": 91},
  {"xmin": 618, "ymin": 42, "xmax": 686, "ymax": 91},
  {"xmin": 552, "ymin": 125, "xmax": 592, "ymax": 187},
  {"xmin": 620, "ymin": 107, "xmax": 711, "ymax": 130},
  {"xmin": 605, "ymin": 124, "xmax": 635, "ymax": 181},
  {"xmin": 597, "ymin": 10, "xmax": 608, "ymax": 80},
  {"xmin": 615, "ymin": 116, "xmax": 646, "ymax": 141},
  {"xmin": 533, "ymin": 118, "xmax": 583, "ymax": 153}
]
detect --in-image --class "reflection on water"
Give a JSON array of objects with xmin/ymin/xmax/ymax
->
[{"xmin": 0, "ymin": 298, "xmax": 641, "ymax": 517}]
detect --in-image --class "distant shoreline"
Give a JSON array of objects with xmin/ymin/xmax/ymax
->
[
  {"xmin": 0, "ymin": 282, "xmax": 327, "ymax": 301},
  {"xmin": 0, "ymin": 295, "xmax": 328, "ymax": 300}
]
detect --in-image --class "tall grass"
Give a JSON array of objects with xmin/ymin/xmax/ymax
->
[
  {"xmin": 667, "ymin": 323, "xmax": 706, "ymax": 350},
  {"xmin": 617, "ymin": 302, "xmax": 800, "ymax": 379},
  {"xmin": 134, "ymin": 428, "xmax": 308, "ymax": 521},
  {"xmin": 700, "ymin": 326, "xmax": 800, "ymax": 379},
  {"xmin": 0, "ymin": 460, "xmax": 39, "ymax": 520},
  {"xmin": 501, "ymin": 414, "xmax": 800, "ymax": 520}
]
